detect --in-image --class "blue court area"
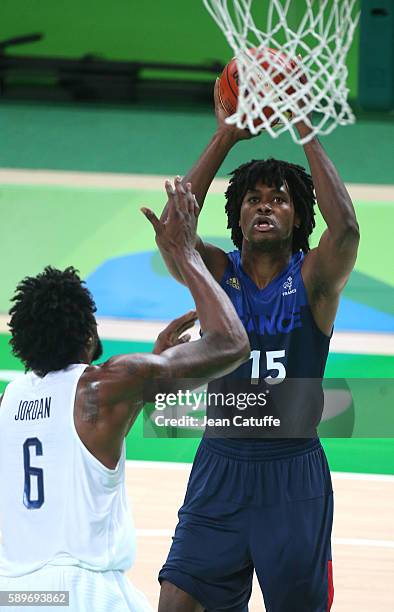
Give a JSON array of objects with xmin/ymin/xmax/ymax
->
[{"xmin": 87, "ymin": 249, "xmax": 394, "ymax": 332}]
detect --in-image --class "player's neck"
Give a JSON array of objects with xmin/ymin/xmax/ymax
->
[{"xmin": 241, "ymin": 246, "xmax": 292, "ymax": 290}]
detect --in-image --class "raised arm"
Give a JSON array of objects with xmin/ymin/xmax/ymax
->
[
  {"xmin": 297, "ymin": 119, "xmax": 360, "ymax": 335},
  {"xmin": 78, "ymin": 179, "xmax": 250, "ymax": 448},
  {"xmin": 75, "ymin": 179, "xmax": 249, "ymax": 467},
  {"xmin": 158, "ymin": 81, "xmax": 256, "ymax": 283},
  {"xmin": 140, "ymin": 177, "xmax": 249, "ymax": 376},
  {"xmin": 162, "ymin": 82, "xmax": 252, "ymax": 218}
]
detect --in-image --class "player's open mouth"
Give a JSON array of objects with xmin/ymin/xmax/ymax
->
[{"xmin": 253, "ymin": 220, "xmax": 275, "ymax": 232}]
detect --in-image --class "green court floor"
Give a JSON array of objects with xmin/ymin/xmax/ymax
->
[
  {"xmin": 1, "ymin": 334, "xmax": 394, "ymax": 475},
  {"xmin": 0, "ymin": 184, "xmax": 393, "ymax": 313}
]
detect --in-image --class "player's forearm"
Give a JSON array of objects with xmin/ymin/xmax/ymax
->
[
  {"xmin": 173, "ymin": 246, "xmax": 248, "ymax": 352},
  {"xmin": 158, "ymin": 129, "xmax": 237, "ymax": 280},
  {"xmin": 182, "ymin": 129, "xmax": 238, "ymax": 206},
  {"xmin": 298, "ymin": 129, "xmax": 359, "ymax": 240},
  {"xmin": 160, "ymin": 129, "xmax": 237, "ymax": 223},
  {"xmin": 157, "ymin": 244, "xmax": 185, "ymax": 284}
]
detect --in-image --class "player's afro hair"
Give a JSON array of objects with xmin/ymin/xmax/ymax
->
[
  {"xmin": 9, "ymin": 266, "xmax": 97, "ymax": 376},
  {"xmin": 225, "ymin": 158, "xmax": 316, "ymax": 253}
]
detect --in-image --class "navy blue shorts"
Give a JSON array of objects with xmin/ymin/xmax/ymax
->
[{"xmin": 159, "ymin": 438, "xmax": 334, "ymax": 612}]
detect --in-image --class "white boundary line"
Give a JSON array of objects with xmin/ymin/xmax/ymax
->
[
  {"xmin": 0, "ymin": 168, "xmax": 394, "ymax": 202},
  {"xmin": 333, "ymin": 538, "xmax": 394, "ymax": 549},
  {"xmin": 0, "ymin": 370, "xmax": 24, "ymax": 382},
  {"xmin": 327, "ymin": 331, "xmax": 394, "ymax": 356},
  {"xmin": 96, "ymin": 318, "xmax": 183, "ymax": 342},
  {"xmin": 136, "ymin": 529, "xmax": 173, "ymax": 537},
  {"xmin": 0, "ymin": 315, "xmax": 393, "ymax": 355},
  {"xmin": 329, "ymin": 471, "xmax": 394, "ymax": 483},
  {"xmin": 126, "ymin": 459, "xmax": 191, "ymax": 471}
]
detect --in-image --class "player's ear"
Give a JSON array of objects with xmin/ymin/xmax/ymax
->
[{"xmin": 294, "ymin": 214, "xmax": 301, "ymax": 229}]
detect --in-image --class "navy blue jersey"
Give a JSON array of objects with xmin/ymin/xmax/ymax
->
[{"xmin": 205, "ymin": 250, "xmax": 332, "ymax": 438}]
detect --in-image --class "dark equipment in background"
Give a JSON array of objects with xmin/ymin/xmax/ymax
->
[
  {"xmin": 0, "ymin": 34, "xmax": 224, "ymax": 107},
  {"xmin": 358, "ymin": 1, "xmax": 394, "ymax": 111}
]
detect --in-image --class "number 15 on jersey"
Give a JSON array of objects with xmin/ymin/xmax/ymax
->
[{"xmin": 250, "ymin": 350, "xmax": 286, "ymax": 385}]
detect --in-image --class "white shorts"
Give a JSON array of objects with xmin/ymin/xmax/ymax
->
[{"xmin": 0, "ymin": 565, "xmax": 153, "ymax": 612}]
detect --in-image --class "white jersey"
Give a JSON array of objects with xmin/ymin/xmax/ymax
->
[{"xmin": 0, "ymin": 364, "xmax": 136, "ymax": 578}]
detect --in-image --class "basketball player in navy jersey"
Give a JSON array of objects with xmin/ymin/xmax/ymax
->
[
  {"xmin": 0, "ymin": 180, "xmax": 249, "ymax": 611},
  {"xmin": 157, "ymin": 82, "xmax": 360, "ymax": 611}
]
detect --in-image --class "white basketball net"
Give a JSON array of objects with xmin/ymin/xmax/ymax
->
[{"xmin": 203, "ymin": 0, "xmax": 360, "ymax": 144}]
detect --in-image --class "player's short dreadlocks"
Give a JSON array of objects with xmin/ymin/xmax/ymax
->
[
  {"xmin": 225, "ymin": 158, "xmax": 316, "ymax": 253},
  {"xmin": 9, "ymin": 266, "xmax": 98, "ymax": 376}
]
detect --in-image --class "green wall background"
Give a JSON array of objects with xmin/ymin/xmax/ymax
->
[
  {"xmin": 2, "ymin": 101, "xmax": 393, "ymax": 184},
  {"xmin": 0, "ymin": 0, "xmax": 360, "ymax": 97}
]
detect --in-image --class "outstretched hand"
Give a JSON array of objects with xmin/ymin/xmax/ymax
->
[
  {"xmin": 141, "ymin": 177, "xmax": 200, "ymax": 253},
  {"xmin": 152, "ymin": 310, "xmax": 197, "ymax": 355},
  {"xmin": 214, "ymin": 79, "xmax": 257, "ymax": 142}
]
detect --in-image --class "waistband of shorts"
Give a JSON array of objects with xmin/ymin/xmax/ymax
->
[{"xmin": 200, "ymin": 437, "xmax": 322, "ymax": 461}]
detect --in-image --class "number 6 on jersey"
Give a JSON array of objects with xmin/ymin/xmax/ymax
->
[{"xmin": 23, "ymin": 437, "xmax": 44, "ymax": 509}]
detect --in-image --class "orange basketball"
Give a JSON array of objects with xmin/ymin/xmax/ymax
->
[{"xmin": 218, "ymin": 48, "xmax": 296, "ymax": 127}]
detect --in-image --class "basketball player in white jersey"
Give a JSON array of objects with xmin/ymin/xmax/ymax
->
[{"xmin": 0, "ymin": 180, "xmax": 250, "ymax": 612}]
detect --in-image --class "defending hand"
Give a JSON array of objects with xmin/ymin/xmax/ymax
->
[
  {"xmin": 153, "ymin": 310, "xmax": 197, "ymax": 355},
  {"xmin": 141, "ymin": 177, "xmax": 200, "ymax": 253}
]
